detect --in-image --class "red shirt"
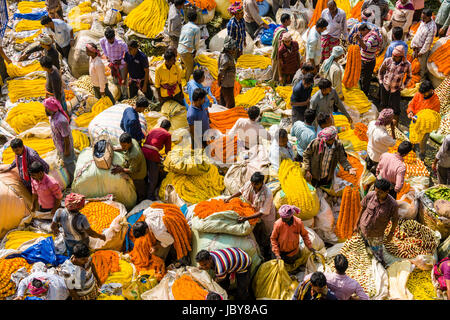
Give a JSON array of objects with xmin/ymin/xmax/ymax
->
[
  {"xmin": 278, "ymin": 41, "xmax": 300, "ymax": 75},
  {"xmin": 142, "ymin": 128, "xmax": 172, "ymax": 162}
]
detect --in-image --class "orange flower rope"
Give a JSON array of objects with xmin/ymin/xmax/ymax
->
[
  {"xmin": 92, "ymin": 250, "xmax": 121, "ymax": 285},
  {"xmin": 428, "ymin": 40, "xmax": 450, "ymax": 75},
  {"xmin": 343, "ymin": 45, "xmax": 362, "ymax": 88},
  {"xmin": 194, "ymin": 198, "xmax": 258, "ymax": 225},
  {"xmin": 129, "ymin": 232, "xmax": 166, "ymax": 280},
  {"xmin": 308, "ymin": 0, "xmax": 327, "ymax": 28},
  {"xmin": 0, "ymin": 257, "xmax": 32, "ymax": 299},
  {"xmin": 354, "ymin": 122, "xmax": 368, "ymax": 141},
  {"xmin": 336, "ymin": 155, "xmax": 364, "ymax": 186},
  {"xmin": 80, "ymin": 202, "xmax": 120, "ymax": 234},
  {"xmin": 172, "ymin": 274, "xmax": 208, "ymax": 300},
  {"xmin": 209, "ymin": 135, "xmax": 239, "ymax": 163},
  {"xmin": 209, "ymin": 106, "xmax": 249, "ymax": 134},
  {"xmin": 349, "ymin": 0, "xmax": 363, "ymax": 20},
  {"xmin": 396, "ymin": 182, "xmax": 411, "ymax": 200},
  {"xmin": 210, "ymin": 80, "xmax": 242, "ymax": 101},
  {"xmin": 335, "ymin": 187, "xmax": 360, "ymax": 240}
]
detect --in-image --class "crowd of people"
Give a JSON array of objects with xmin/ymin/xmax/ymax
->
[{"xmin": 0, "ymin": 0, "xmax": 449, "ymax": 301}]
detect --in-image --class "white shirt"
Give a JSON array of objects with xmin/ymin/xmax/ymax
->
[
  {"xmin": 227, "ymin": 118, "xmax": 271, "ymax": 149},
  {"xmin": 306, "ymin": 26, "xmax": 322, "ymax": 65},
  {"xmin": 16, "ymin": 272, "xmax": 69, "ymax": 300},
  {"xmin": 321, "ymin": 8, "xmax": 348, "ymax": 39},
  {"xmin": 367, "ymin": 120, "xmax": 396, "ymax": 162},
  {"xmin": 89, "ymin": 56, "xmax": 107, "ymax": 92},
  {"xmin": 411, "ymin": 19, "xmax": 438, "ymax": 55},
  {"xmin": 144, "ymin": 207, "xmax": 174, "ymax": 248},
  {"xmin": 44, "ymin": 19, "xmax": 72, "ymax": 48}
]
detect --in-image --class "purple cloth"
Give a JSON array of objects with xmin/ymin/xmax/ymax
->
[
  {"xmin": 50, "ymin": 111, "xmax": 74, "ymax": 156},
  {"xmin": 323, "ymin": 272, "xmax": 369, "ymax": 300},
  {"xmin": 375, "ymin": 108, "xmax": 394, "ymax": 126},
  {"xmin": 8, "ymin": 146, "xmax": 49, "ymax": 190},
  {"xmin": 278, "ymin": 205, "xmax": 300, "ymax": 218},
  {"xmin": 99, "ymin": 37, "xmax": 127, "ymax": 67}
]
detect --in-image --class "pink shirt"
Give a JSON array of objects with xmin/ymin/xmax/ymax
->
[
  {"xmin": 31, "ymin": 174, "xmax": 63, "ymax": 209},
  {"xmin": 304, "ymin": 272, "xmax": 369, "ymax": 300},
  {"xmin": 376, "ymin": 153, "xmax": 406, "ymax": 192}
]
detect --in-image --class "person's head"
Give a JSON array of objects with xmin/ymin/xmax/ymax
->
[
  {"xmin": 330, "ymin": 45, "xmax": 345, "ymax": 61},
  {"xmin": 375, "ymin": 108, "xmax": 394, "ymax": 126},
  {"xmin": 10, "ymin": 138, "xmax": 24, "ymax": 156},
  {"xmin": 421, "ymin": 8, "xmax": 433, "ymax": 23},
  {"xmin": 361, "ymin": 9, "xmax": 373, "ymax": 22},
  {"xmin": 228, "ymin": 1, "xmax": 244, "ymax": 19},
  {"xmin": 132, "ymin": 221, "xmax": 148, "ymax": 238},
  {"xmin": 195, "ymin": 250, "xmax": 214, "ymax": 271},
  {"xmin": 72, "ymin": 242, "xmax": 91, "ymax": 265},
  {"xmin": 38, "ymin": 34, "xmax": 53, "ymax": 50},
  {"xmin": 29, "ymin": 161, "xmax": 45, "ymax": 181},
  {"xmin": 301, "ymin": 62, "xmax": 315, "ymax": 75},
  {"xmin": 304, "ymin": 109, "xmax": 316, "ymax": 125},
  {"xmin": 205, "ymin": 292, "xmax": 223, "ymax": 300},
  {"xmin": 419, "ymin": 80, "xmax": 434, "ymax": 99},
  {"xmin": 392, "ymin": 45, "xmax": 405, "ymax": 63},
  {"xmin": 193, "ymin": 68, "xmax": 205, "ymax": 84},
  {"xmin": 86, "ymin": 42, "xmax": 100, "ymax": 58},
  {"xmin": 39, "ymin": 55, "xmax": 53, "ymax": 72},
  {"xmin": 392, "ymin": 26, "xmax": 404, "ymax": 41},
  {"xmin": 43, "ymin": 97, "xmax": 64, "ymax": 117},
  {"xmin": 250, "ymin": 171, "xmax": 265, "ymax": 192},
  {"xmin": 104, "ymin": 27, "xmax": 116, "ymax": 44},
  {"xmin": 65, "ymin": 193, "xmax": 86, "ymax": 213},
  {"xmin": 135, "ymin": 96, "xmax": 149, "ymax": 112},
  {"xmin": 127, "ymin": 39, "xmax": 139, "ymax": 56},
  {"xmin": 192, "ymin": 88, "xmax": 207, "ymax": 107},
  {"xmin": 278, "ymin": 128, "xmax": 288, "ymax": 147},
  {"xmin": 160, "ymin": 119, "xmax": 172, "ymax": 131},
  {"xmin": 164, "ymin": 49, "xmax": 176, "ymax": 68},
  {"xmin": 316, "ymin": 18, "xmax": 329, "ymax": 34},
  {"xmin": 174, "ymin": 0, "xmax": 184, "ymax": 9},
  {"xmin": 303, "ymin": 73, "xmax": 315, "ymax": 89},
  {"xmin": 281, "ymin": 32, "xmax": 292, "ymax": 46},
  {"xmin": 119, "ymin": 133, "xmax": 133, "ymax": 151},
  {"xmin": 334, "ymin": 254, "xmax": 348, "ymax": 275},
  {"xmin": 318, "ymin": 78, "xmax": 332, "ymax": 96},
  {"xmin": 327, "ymin": 0, "xmax": 337, "ymax": 14},
  {"xmin": 317, "ymin": 112, "xmax": 332, "ymax": 129},
  {"xmin": 187, "ymin": 10, "xmax": 198, "ymax": 23},
  {"xmin": 223, "ymin": 36, "xmax": 238, "ymax": 55},
  {"xmin": 247, "ymin": 106, "xmax": 260, "ymax": 121},
  {"xmin": 397, "ymin": 140, "xmax": 413, "ymax": 157},
  {"xmin": 279, "ymin": 205, "xmax": 300, "ymax": 224},
  {"xmin": 40, "ymin": 15, "xmax": 53, "ymax": 29},
  {"xmin": 374, "ymin": 178, "xmax": 391, "ymax": 201},
  {"xmin": 310, "ymin": 272, "xmax": 328, "ymax": 295},
  {"xmin": 280, "ymin": 13, "xmax": 291, "ymax": 27},
  {"xmin": 358, "ymin": 23, "xmax": 371, "ymax": 37},
  {"xmin": 391, "ymin": 10, "xmax": 407, "ymax": 28},
  {"xmin": 28, "ymin": 277, "xmax": 49, "ymax": 297}
]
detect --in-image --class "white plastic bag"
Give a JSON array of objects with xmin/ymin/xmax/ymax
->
[{"xmin": 313, "ymin": 190, "xmax": 338, "ymax": 244}]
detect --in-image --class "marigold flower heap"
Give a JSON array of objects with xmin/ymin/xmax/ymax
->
[
  {"xmin": 194, "ymin": 198, "xmax": 257, "ymax": 224},
  {"xmin": 80, "ymin": 202, "xmax": 120, "ymax": 234}
]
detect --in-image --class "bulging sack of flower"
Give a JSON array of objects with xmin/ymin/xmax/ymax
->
[{"xmin": 252, "ymin": 259, "xmax": 295, "ymax": 300}]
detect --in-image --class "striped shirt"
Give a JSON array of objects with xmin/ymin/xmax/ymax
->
[
  {"xmin": 411, "ymin": 19, "xmax": 437, "ymax": 56},
  {"xmin": 210, "ymin": 248, "xmax": 251, "ymax": 281},
  {"xmin": 227, "ymin": 17, "xmax": 246, "ymax": 51},
  {"xmin": 360, "ymin": 30, "xmax": 380, "ymax": 61}
]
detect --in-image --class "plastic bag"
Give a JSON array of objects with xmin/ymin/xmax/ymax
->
[
  {"xmin": 313, "ymin": 190, "xmax": 337, "ymax": 244},
  {"xmin": 259, "ymin": 24, "xmax": 279, "ymax": 46},
  {"xmin": 252, "ymin": 259, "xmax": 294, "ymax": 300},
  {"xmin": 6, "ymin": 236, "xmax": 68, "ymax": 266},
  {"xmin": 409, "ymin": 255, "xmax": 436, "ymax": 271},
  {"xmin": 123, "ymin": 275, "xmax": 159, "ymax": 300},
  {"xmin": 191, "ymin": 211, "xmax": 253, "ymax": 236},
  {"xmin": 387, "ymin": 260, "xmax": 414, "ymax": 300}
]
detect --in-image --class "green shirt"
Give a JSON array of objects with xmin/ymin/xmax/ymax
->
[{"xmin": 124, "ymin": 139, "xmax": 147, "ymax": 180}]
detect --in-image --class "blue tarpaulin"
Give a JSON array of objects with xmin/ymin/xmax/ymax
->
[
  {"xmin": 124, "ymin": 209, "xmax": 145, "ymax": 252},
  {"xmin": 13, "ymin": 11, "xmax": 48, "ymax": 21},
  {"xmin": 0, "ymin": 0, "xmax": 8, "ymax": 38},
  {"xmin": 6, "ymin": 237, "xmax": 69, "ymax": 266}
]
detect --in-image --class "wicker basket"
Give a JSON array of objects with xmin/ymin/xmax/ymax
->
[{"xmin": 418, "ymin": 191, "xmax": 450, "ymax": 240}]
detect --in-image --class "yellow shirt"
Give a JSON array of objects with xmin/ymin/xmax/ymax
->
[{"xmin": 154, "ymin": 62, "xmax": 182, "ymax": 97}]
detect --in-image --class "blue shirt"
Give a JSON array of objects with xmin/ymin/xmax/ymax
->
[
  {"xmin": 291, "ymin": 121, "xmax": 317, "ymax": 157},
  {"xmin": 124, "ymin": 50, "xmax": 149, "ymax": 80},
  {"xmin": 120, "ymin": 107, "xmax": 145, "ymax": 142},
  {"xmin": 227, "ymin": 17, "xmax": 246, "ymax": 51},
  {"xmin": 291, "ymin": 80, "xmax": 313, "ymax": 104},
  {"xmin": 53, "ymin": 208, "xmax": 90, "ymax": 241},
  {"xmin": 186, "ymin": 80, "xmax": 217, "ymax": 110},
  {"xmin": 384, "ymin": 40, "xmax": 408, "ymax": 59},
  {"xmin": 187, "ymin": 104, "xmax": 210, "ymax": 134},
  {"xmin": 178, "ymin": 22, "xmax": 201, "ymax": 54}
]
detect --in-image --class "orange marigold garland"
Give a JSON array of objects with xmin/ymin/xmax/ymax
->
[
  {"xmin": 172, "ymin": 274, "xmax": 208, "ymax": 300},
  {"xmin": 354, "ymin": 122, "xmax": 368, "ymax": 141},
  {"xmin": 129, "ymin": 232, "xmax": 166, "ymax": 280},
  {"xmin": 209, "ymin": 136, "xmax": 239, "ymax": 163},
  {"xmin": 343, "ymin": 45, "xmax": 362, "ymax": 89},
  {"xmin": 211, "ymin": 80, "xmax": 242, "ymax": 101},
  {"xmin": 92, "ymin": 250, "xmax": 121, "ymax": 285},
  {"xmin": 80, "ymin": 202, "xmax": 120, "ymax": 234},
  {"xmin": 428, "ymin": 40, "xmax": 450, "ymax": 76},
  {"xmin": 0, "ymin": 257, "xmax": 32, "ymax": 299},
  {"xmin": 209, "ymin": 106, "xmax": 249, "ymax": 134},
  {"xmin": 335, "ymin": 187, "xmax": 361, "ymax": 240},
  {"xmin": 150, "ymin": 203, "xmax": 192, "ymax": 260},
  {"xmin": 194, "ymin": 198, "xmax": 258, "ymax": 225},
  {"xmin": 336, "ymin": 155, "xmax": 364, "ymax": 186}
]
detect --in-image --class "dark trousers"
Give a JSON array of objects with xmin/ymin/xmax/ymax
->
[
  {"xmin": 245, "ymin": 21, "xmax": 259, "ymax": 39},
  {"xmin": 146, "ymin": 159, "xmax": 160, "ymax": 200},
  {"xmin": 220, "ymin": 86, "xmax": 235, "ymax": 108},
  {"xmin": 0, "ymin": 56, "xmax": 8, "ymax": 83},
  {"xmin": 311, "ymin": 177, "xmax": 332, "ymax": 188},
  {"xmin": 160, "ymin": 91, "xmax": 184, "ymax": 106},
  {"xmin": 360, "ymin": 59, "xmax": 376, "ymax": 97},
  {"xmin": 93, "ymin": 84, "xmax": 116, "ymax": 105},
  {"xmin": 365, "ymin": 156, "xmax": 378, "ymax": 176},
  {"xmin": 437, "ymin": 165, "xmax": 450, "ymax": 185},
  {"xmin": 253, "ymin": 221, "xmax": 272, "ymax": 261},
  {"xmin": 389, "ymin": 188, "xmax": 397, "ymax": 200},
  {"xmin": 133, "ymin": 179, "xmax": 147, "ymax": 204},
  {"xmin": 379, "ymin": 85, "xmax": 401, "ymax": 116},
  {"xmin": 292, "ymin": 106, "xmax": 307, "ymax": 123},
  {"xmin": 129, "ymin": 80, "xmax": 154, "ymax": 101},
  {"xmin": 56, "ymin": 44, "xmax": 71, "ymax": 59},
  {"xmin": 217, "ymin": 269, "xmax": 251, "ymax": 300}
]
